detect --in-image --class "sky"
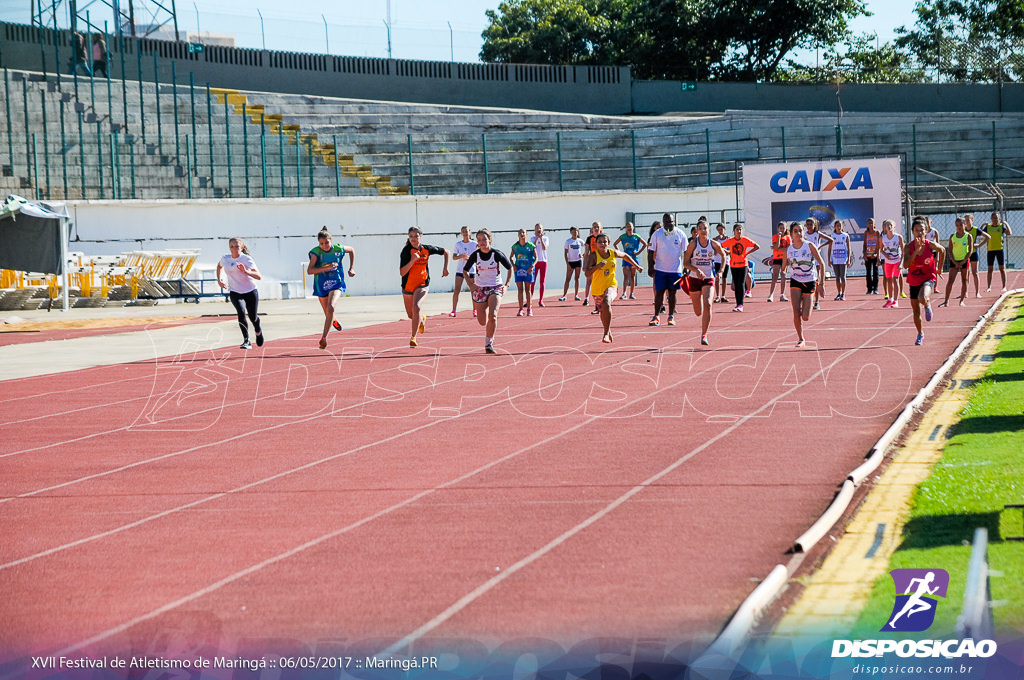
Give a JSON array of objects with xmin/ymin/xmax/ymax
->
[{"xmin": 0, "ymin": 0, "xmax": 921, "ymax": 65}]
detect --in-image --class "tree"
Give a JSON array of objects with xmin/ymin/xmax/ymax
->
[
  {"xmin": 895, "ymin": 0, "xmax": 1024, "ymax": 81},
  {"xmin": 479, "ymin": 0, "xmax": 868, "ymax": 83}
]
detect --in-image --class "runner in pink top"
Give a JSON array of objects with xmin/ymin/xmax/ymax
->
[{"xmin": 903, "ymin": 219, "xmax": 946, "ymax": 346}]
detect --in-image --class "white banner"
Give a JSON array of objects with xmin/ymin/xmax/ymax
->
[{"xmin": 743, "ymin": 158, "xmax": 903, "ymax": 275}]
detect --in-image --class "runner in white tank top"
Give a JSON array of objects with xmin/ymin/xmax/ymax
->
[{"xmin": 683, "ymin": 221, "xmax": 726, "ymax": 345}]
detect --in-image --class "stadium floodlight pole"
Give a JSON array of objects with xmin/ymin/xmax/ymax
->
[
  {"xmin": 322, "ymin": 14, "xmax": 328, "ymax": 54},
  {"xmin": 257, "ymin": 8, "xmax": 265, "ymax": 49},
  {"xmin": 383, "ymin": 19, "xmax": 391, "ymax": 59},
  {"xmin": 448, "ymin": 21, "xmax": 453, "ymax": 62},
  {"xmin": 194, "ymin": 2, "xmax": 200, "ymax": 42}
]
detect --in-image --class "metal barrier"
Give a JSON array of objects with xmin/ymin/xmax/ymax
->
[{"xmin": 956, "ymin": 527, "xmax": 995, "ymax": 640}]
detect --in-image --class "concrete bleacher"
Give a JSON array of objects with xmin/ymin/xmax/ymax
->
[{"xmin": 3, "ymin": 67, "xmax": 1024, "ymax": 205}]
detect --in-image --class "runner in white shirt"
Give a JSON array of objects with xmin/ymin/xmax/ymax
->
[
  {"xmin": 530, "ymin": 223, "xmax": 550, "ymax": 307},
  {"xmin": 683, "ymin": 220, "xmax": 726, "ymax": 345},
  {"xmin": 559, "ymin": 226, "xmax": 585, "ymax": 301},
  {"xmin": 880, "ymin": 220, "xmax": 906, "ymax": 308},
  {"xmin": 216, "ymin": 237, "xmax": 263, "ymax": 349},
  {"xmin": 803, "ymin": 217, "xmax": 833, "ymax": 310},
  {"xmin": 829, "ymin": 222, "xmax": 852, "ymax": 301},
  {"xmin": 450, "ymin": 225, "xmax": 478, "ymax": 317},
  {"xmin": 787, "ymin": 222, "xmax": 827, "ymax": 348}
]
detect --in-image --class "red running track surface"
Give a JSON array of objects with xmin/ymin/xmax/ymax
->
[{"xmin": 1, "ymin": 276, "xmax": 1020, "ymax": 663}]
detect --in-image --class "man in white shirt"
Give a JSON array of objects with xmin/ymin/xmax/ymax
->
[{"xmin": 648, "ymin": 213, "xmax": 686, "ymax": 326}]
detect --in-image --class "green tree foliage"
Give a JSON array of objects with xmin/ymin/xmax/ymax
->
[
  {"xmin": 776, "ymin": 35, "xmax": 925, "ymax": 84},
  {"xmin": 895, "ymin": 0, "xmax": 1024, "ymax": 81},
  {"xmin": 479, "ymin": 0, "xmax": 867, "ymax": 82}
]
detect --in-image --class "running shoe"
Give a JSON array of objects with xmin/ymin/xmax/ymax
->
[
  {"xmin": 582, "ymin": 298, "xmax": 589, "ymax": 306},
  {"xmin": 239, "ymin": 341, "xmax": 251, "ymax": 349},
  {"xmin": 591, "ymin": 307, "xmax": 601, "ymax": 315},
  {"xmin": 901, "ymin": 291, "xmax": 907, "ymax": 298},
  {"xmin": 745, "ymin": 290, "xmax": 752, "ymax": 297},
  {"xmin": 649, "ymin": 316, "xmax": 660, "ymax": 327},
  {"xmin": 667, "ymin": 315, "xmax": 676, "ymax": 326},
  {"xmin": 700, "ymin": 335, "xmax": 709, "ymax": 346},
  {"xmin": 766, "ymin": 295, "xmax": 773, "ymax": 302},
  {"xmin": 527, "ymin": 307, "xmax": 534, "ymax": 316},
  {"xmin": 915, "ymin": 333, "xmax": 924, "ymax": 346},
  {"xmin": 733, "ymin": 305, "xmax": 743, "ymax": 312},
  {"xmin": 559, "ymin": 296, "xmax": 567, "ymax": 301},
  {"xmin": 574, "ymin": 296, "xmax": 582, "ymax": 301},
  {"xmin": 538, "ymin": 301, "xmax": 545, "ymax": 307},
  {"xmin": 834, "ymin": 294, "xmax": 842, "ymax": 301},
  {"xmin": 813, "ymin": 301, "xmax": 820, "ymax": 310},
  {"xmin": 410, "ymin": 337, "xmax": 418, "ymax": 347},
  {"xmin": 419, "ymin": 319, "xmax": 426, "ymax": 334},
  {"xmin": 796, "ymin": 338, "xmax": 805, "ymax": 348},
  {"xmin": 319, "ymin": 337, "xmax": 327, "ymax": 350},
  {"xmin": 333, "ymin": 319, "xmax": 342, "ymax": 330},
  {"xmin": 517, "ymin": 308, "xmax": 525, "ymax": 317},
  {"xmin": 485, "ymin": 343, "xmax": 496, "ymax": 354},
  {"xmin": 780, "ymin": 295, "xmax": 788, "ymax": 302},
  {"xmin": 660, "ymin": 305, "xmax": 666, "ymax": 313},
  {"xmin": 883, "ymin": 300, "xmax": 893, "ymax": 308},
  {"xmin": 449, "ymin": 311, "xmax": 457, "ymax": 317},
  {"xmin": 925, "ymin": 305, "xmax": 933, "ymax": 322},
  {"xmin": 891, "ymin": 301, "xmax": 899, "ymax": 308},
  {"xmin": 255, "ymin": 332, "xmax": 265, "ymax": 347},
  {"xmin": 629, "ymin": 294, "xmax": 637, "ymax": 300}
]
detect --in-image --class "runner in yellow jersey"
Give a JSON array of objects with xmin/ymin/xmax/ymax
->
[
  {"xmin": 983, "ymin": 212, "xmax": 1013, "ymax": 293},
  {"xmin": 583, "ymin": 233, "xmax": 642, "ymax": 344},
  {"xmin": 940, "ymin": 217, "xmax": 973, "ymax": 307}
]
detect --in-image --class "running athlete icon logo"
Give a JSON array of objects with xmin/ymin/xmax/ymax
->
[{"xmin": 882, "ymin": 568, "xmax": 949, "ymax": 632}]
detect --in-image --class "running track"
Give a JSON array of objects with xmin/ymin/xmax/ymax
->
[{"xmin": 2, "ymin": 276, "xmax": 1020, "ymax": 667}]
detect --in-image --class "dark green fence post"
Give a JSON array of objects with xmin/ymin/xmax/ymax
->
[
  {"xmin": 154, "ymin": 51, "xmax": 162, "ymax": 152},
  {"xmin": 224, "ymin": 98, "xmax": 232, "ymax": 197},
  {"xmin": 60, "ymin": 93, "xmax": 68, "ymax": 198},
  {"xmin": 206, "ymin": 84, "xmax": 214, "ymax": 189},
  {"xmin": 189, "ymin": 73, "xmax": 197, "ymax": 171},
  {"xmin": 119, "ymin": 33, "xmax": 128, "ymax": 134},
  {"xmin": 41, "ymin": 91, "xmax": 50, "ymax": 199},
  {"xmin": 407, "ymin": 134, "xmax": 415, "ymax": 196},
  {"xmin": 261, "ymin": 114, "xmax": 268, "ymax": 198},
  {"xmin": 172, "ymin": 62, "xmax": 180, "ymax": 160},
  {"xmin": 912, "ymin": 123, "xmax": 918, "ymax": 188},
  {"xmin": 835, "ymin": 125, "xmax": 843, "ymax": 158},
  {"xmin": 333, "ymin": 134, "xmax": 340, "ymax": 195},
  {"xmin": 482, "ymin": 133, "xmax": 489, "ymax": 194},
  {"xmin": 3, "ymin": 69, "xmax": 13, "ymax": 176},
  {"xmin": 112, "ymin": 130, "xmax": 120, "ymax": 199},
  {"xmin": 307, "ymin": 139, "xmax": 314, "ymax": 197},
  {"xmin": 78, "ymin": 111, "xmax": 85, "ymax": 198},
  {"xmin": 705, "ymin": 128, "xmax": 712, "ymax": 185},
  {"xmin": 186, "ymin": 135, "xmax": 192, "ymax": 199},
  {"xmin": 243, "ymin": 103, "xmax": 250, "ymax": 198},
  {"xmin": 32, "ymin": 133, "xmax": 39, "ymax": 200},
  {"xmin": 556, "ymin": 132, "xmax": 563, "ymax": 192},
  {"xmin": 22, "ymin": 78, "xmax": 31, "ymax": 181},
  {"xmin": 278, "ymin": 128, "xmax": 284, "ymax": 197},
  {"xmin": 295, "ymin": 136, "xmax": 301, "ymax": 197},
  {"xmin": 96, "ymin": 121, "xmax": 104, "ymax": 199},
  {"xmin": 129, "ymin": 136, "xmax": 136, "ymax": 198},
  {"xmin": 992, "ymin": 121, "xmax": 997, "ymax": 185},
  {"xmin": 136, "ymin": 47, "xmax": 144, "ymax": 144},
  {"xmin": 781, "ymin": 126, "xmax": 786, "ymax": 161},
  {"xmin": 631, "ymin": 130, "xmax": 637, "ymax": 190}
]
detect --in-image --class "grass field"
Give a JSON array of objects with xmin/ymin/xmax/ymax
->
[{"xmin": 853, "ymin": 301, "xmax": 1024, "ymax": 638}]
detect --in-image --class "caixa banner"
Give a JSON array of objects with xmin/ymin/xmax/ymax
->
[{"xmin": 743, "ymin": 157, "xmax": 903, "ymax": 276}]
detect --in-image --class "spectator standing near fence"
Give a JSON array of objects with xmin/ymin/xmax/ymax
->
[
  {"xmin": 964, "ymin": 214, "xmax": 987, "ymax": 298},
  {"xmin": 451, "ymin": 226, "xmax": 476, "ymax": 317},
  {"xmin": 766, "ymin": 221, "xmax": 789, "ymax": 302},
  {"xmin": 614, "ymin": 221, "xmax": 647, "ymax": 300},
  {"xmin": 217, "ymin": 238, "xmax": 263, "ymax": 350},
  {"xmin": 69, "ymin": 31, "xmax": 91, "ymax": 76},
  {"xmin": 511, "ymin": 228, "xmax": 537, "ymax": 316},
  {"xmin": 529, "ymin": 223, "xmax": 550, "ymax": 307},
  {"xmin": 862, "ymin": 218, "xmax": 881, "ymax": 295},
  {"xmin": 940, "ymin": 217, "xmax": 972, "ymax": 307},
  {"xmin": 829, "ymin": 221, "xmax": 852, "ymax": 301},
  {"xmin": 91, "ymin": 34, "xmax": 107, "ymax": 77},
  {"xmin": 560, "ymin": 226, "xmax": 585, "ymax": 301},
  {"xmin": 983, "ymin": 212, "xmax": 1012, "ymax": 293}
]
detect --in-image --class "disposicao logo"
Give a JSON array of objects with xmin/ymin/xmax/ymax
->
[
  {"xmin": 831, "ymin": 567, "xmax": 998, "ymax": 659},
  {"xmin": 770, "ymin": 167, "xmax": 873, "ymax": 193},
  {"xmin": 883, "ymin": 568, "xmax": 949, "ymax": 632}
]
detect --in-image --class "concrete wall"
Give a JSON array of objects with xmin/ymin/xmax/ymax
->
[
  {"xmin": 632, "ymin": 80, "xmax": 1024, "ymax": 115},
  {"xmin": 66, "ymin": 187, "xmax": 741, "ymax": 299}
]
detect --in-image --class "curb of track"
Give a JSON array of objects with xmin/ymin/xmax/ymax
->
[{"xmin": 694, "ymin": 287, "xmax": 1023, "ymax": 665}]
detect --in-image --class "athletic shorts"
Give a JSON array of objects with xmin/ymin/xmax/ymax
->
[
  {"xmin": 471, "ymin": 285, "xmax": 505, "ymax": 304},
  {"xmin": 909, "ymin": 281, "xmax": 935, "ymax": 300},
  {"xmin": 653, "ymin": 270, "xmax": 682, "ymax": 292},
  {"xmin": 622, "ymin": 261, "xmax": 636, "ymax": 270},
  {"xmin": 987, "ymin": 249, "xmax": 1005, "ymax": 267},
  {"xmin": 789, "ymin": 279, "xmax": 815, "ymax": 295},
  {"xmin": 592, "ymin": 287, "xmax": 617, "ymax": 307},
  {"xmin": 515, "ymin": 269, "xmax": 535, "ymax": 283},
  {"xmin": 883, "ymin": 262, "xmax": 902, "ymax": 279},
  {"xmin": 712, "ymin": 262, "xmax": 722, "ymax": 277},
  {"xmin": 949, "ymin": 258, "xmax": 969, "ymax": 272},
  {"xmin": 687, "ymin": 276, "xmax": 715, "ymax": 290},
  {"xmin": 567, "ymin": 260, "xmax": 582, "ymax": 269},
  {"xmin": 772, "ymin": 258, "xmax": 784, "ymax": 268},
  {"xmin": 402, "ymin": 285, "xmax": 428, "ymax": 296},
  {"xmin": 455, "ymin": 271, "xmax": 474, "ymax": 279}
]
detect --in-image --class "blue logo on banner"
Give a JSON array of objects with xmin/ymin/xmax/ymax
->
[{"xmin": 882, "ymin": 568, "xmax": 949, "ymax": 632}]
